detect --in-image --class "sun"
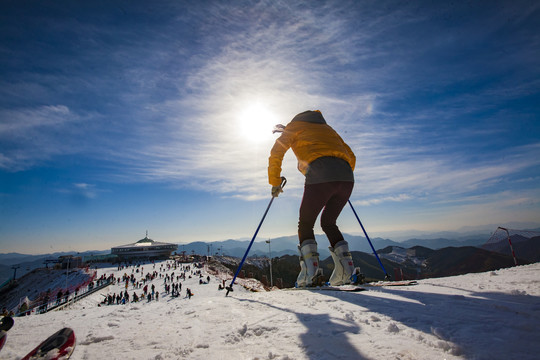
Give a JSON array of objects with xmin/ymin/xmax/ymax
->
[{"xmin": 237, "ymin": 102, "xmax": 279, "ymax": 143}]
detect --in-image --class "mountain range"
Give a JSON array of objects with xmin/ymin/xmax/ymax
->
[
  {"xmin": 2, "ymin": 230, "xmax": 538, "ymax": 285},
  {"xmin": 177, "ymin": 231, "xmax": 492, "ymax": 260}
]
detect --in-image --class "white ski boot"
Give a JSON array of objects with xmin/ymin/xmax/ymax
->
[
  {"xmin": 296, "ymin": 240, "xmax": 323, "ymax": 287},
  {"xmin": 329, "ymin": 240, "xmax": 362, "ymax": 286}
]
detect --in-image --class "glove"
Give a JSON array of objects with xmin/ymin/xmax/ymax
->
[
  {"xmin": 271, "ymin": 185, "xmax": 283, "ymax": 197},
  {"xmin": 272, "ymin": 124, "xmax": 286, "ymax": 134}
]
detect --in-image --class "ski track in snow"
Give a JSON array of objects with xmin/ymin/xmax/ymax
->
[{"xmin": 2, "ymin": 262, "xmax": 539, "ymax": 360}]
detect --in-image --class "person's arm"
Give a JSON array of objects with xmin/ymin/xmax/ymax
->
[{"xmin": 268, "ymin": 128, "xmax": 294, "ymax": 186}]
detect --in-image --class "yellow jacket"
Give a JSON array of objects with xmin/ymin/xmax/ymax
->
[{"xmin": 268, "ymin": 117, "xmax": 356, "ymax": 186}]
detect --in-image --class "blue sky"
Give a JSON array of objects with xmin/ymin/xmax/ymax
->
[{"xmin": 1, "ymin": 1, "xmax": 539, "ymax": 254}]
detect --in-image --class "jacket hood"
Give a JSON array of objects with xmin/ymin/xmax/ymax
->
[{"xmin": 291, "ymin": 110, "xmax": 327, "ymax": 124}]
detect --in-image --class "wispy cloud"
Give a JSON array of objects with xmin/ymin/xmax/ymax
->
[
  {"xmin": 0, "ymin": 105, "xmax": 82, "ymax": 171},
  {"xmin": 354, "ymin": 142, "xmax": 540, "ymax": 206},
  {"xmin": 55, "ymin": 182, "xmax": 105, "ymax": 206},
  {"xmin": 354, "ymin": 194, "xmax": 412, "ymax": 206},
  {"xmin": 72, "ymin": 183, "xmax": 99, "ymax": 199}
]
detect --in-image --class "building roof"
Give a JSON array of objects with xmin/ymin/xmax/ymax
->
[{"xmin": 111, "ymin": 232, "xmax": 176, "ymax": 250}]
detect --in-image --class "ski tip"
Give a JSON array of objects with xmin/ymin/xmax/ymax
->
[
  {"xmin": 0, "ymin": 331, "xmax": 7, "ymax": 352},
  {"xmin": 21, "ymin": 327, "xmax": 76, "ymax": 360}
]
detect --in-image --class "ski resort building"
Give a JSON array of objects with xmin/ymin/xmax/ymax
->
[{"xmin": 111, "ymin": 232, "xmax": 177, "ymax": 260}]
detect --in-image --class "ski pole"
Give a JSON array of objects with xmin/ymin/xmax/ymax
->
[
  {"xmin": 348, "ymin": 200, "xmax": 390, "ymax": 280},
  {"xmin": 226, "ymin": 177, "xmax": 286, "ymax": 296}
]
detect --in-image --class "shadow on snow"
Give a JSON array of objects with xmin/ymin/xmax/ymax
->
[{"xmin": 233, "ymin": 296, "xmax": 367, "ymax": 360}]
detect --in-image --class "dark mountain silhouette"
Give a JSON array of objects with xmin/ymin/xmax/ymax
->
[
  {"xmin": 482, "ymin": 236, "xmax": 540, "ymax": 263},
  {"xmin": 420, "ymin": 246, "xmax": 528, "ymax": 277}
]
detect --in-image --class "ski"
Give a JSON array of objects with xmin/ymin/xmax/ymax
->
[
  {"xmin": 22, "ymin": 327, "xmax": 76, "ymax": 360},
  {"xmin": 285, "ymin": 285, "xmax": 365, "ymax": 292},
  {"xmin": 367, "ymin": 280, "xmax": 418, "ymax": 287},
  {"xmin": 0, "ymin": 331, "xmax": 6, "ymax": 352}
]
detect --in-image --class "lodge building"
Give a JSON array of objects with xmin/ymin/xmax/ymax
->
[{"xmin": 111, "ymin": 232, "xmax": 177, "ymax": 260}]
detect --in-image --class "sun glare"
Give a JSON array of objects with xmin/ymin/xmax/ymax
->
[{"xmin": 238, "ymin": 103, "xmax": 279, "ymax": 143}]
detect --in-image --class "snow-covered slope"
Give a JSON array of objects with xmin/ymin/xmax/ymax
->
[
  {"xmin": 378, "ymin": 246, "xmax": 425, "ymax": 266},
  {"xmin": 2, "ymin": 261, "xmax": 539, "ymax": 360}
]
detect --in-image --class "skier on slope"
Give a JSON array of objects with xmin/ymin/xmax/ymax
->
[{"xmin": 268, "ymin": 110, "xmax": 358, "ymax": 287}]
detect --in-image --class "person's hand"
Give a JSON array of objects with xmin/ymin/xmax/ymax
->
[{"xmin": 271, "ymin": 186, "xmax": 283, "ymax": 197}]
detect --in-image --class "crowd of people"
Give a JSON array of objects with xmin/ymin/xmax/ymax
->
[{"xmin": 99, "ymin": 260, "xmax": 210, "ymax": 307}]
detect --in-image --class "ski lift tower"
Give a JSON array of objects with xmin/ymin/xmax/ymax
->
[{"xmin": 11, "ymin": 265, "xmax": 20, "ymax": 280}]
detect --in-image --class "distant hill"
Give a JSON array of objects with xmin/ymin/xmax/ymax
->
[
  {"xmin": 420, "ymin": 247, "xmax": 514, "ymax": 277},
  {"xmin": 376, "ymin": 245, "xmax": 532, "ymax": 279},
  {"xmin": 398, "ymin": 236, "xmax": 487, "ymax": 249},
  {"xmin": 513, "ymin": 237, "xmax": 540, "ymax": 262},
  {"xmin": 482, "ymin": 235, "xmax": 540, "ymax": 263}
]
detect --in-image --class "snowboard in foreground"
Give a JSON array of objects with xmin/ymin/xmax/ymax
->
[
  {"xmin": 0, "ymin": 316, "xmax": 14, "ymax": 352},
  {"xmin": 22, "ymin": 327, "xmax": 76, "ymax": 360}
]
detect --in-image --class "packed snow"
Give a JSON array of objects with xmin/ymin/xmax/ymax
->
[{"xmin": 2, "ymin": 260, "xmax": 539, "ymax": 360}]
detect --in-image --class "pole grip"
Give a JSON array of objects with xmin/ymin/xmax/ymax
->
[{"xmin": 279, "ymin": 176, "xmax": 287, "ymax": 189}]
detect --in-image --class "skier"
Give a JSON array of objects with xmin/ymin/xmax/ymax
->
[{"xmin": 268, "ymin": 110, "xmax": 358, "ymax": 287}]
